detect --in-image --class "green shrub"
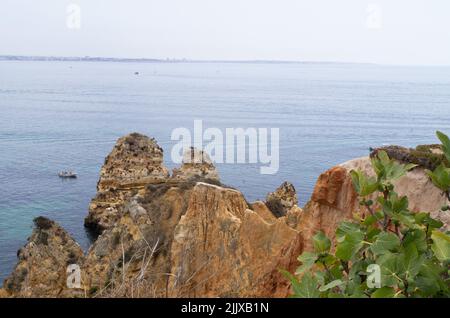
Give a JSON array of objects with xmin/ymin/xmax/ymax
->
[{"xmin": 283, "ymin": 131, "xmax": 450, "ymax": 298}]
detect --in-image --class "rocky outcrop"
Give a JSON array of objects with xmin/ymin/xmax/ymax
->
[
  {"xmin": 258, "ymin": 155, "xmax": 450, "ymax": 298},
  {"xmin": 292, "ymin": 156, "xmax": 449, "ymax": 253},
  {"xmin": 371, "ymin": 144, "xmax": 447, "ymax": 171},
  {"xmin": 3, "ymin": 134, "xmax": 449, "ymax": 298},
  {"xmin": 168, "ymin": 182, "xmax": 300, "ymax": 297},
  {"xmin": 2, "ymin": 217, "xmax": 84, "ymax": 297},
  {"xmin": 265, "ymin": 182, "xmax": 298, "ymax": 217},
  {"xmin": 2, "ymin": 133, "xmax": 300, "ymax": 298},
  {"xmin": 82, "ymin": 181, "xmax": 196, "ymax": 297},
  {"xmin": 341, "ymin": 156, "xmax": 450, "ymax": 228},
  {"xmin": 81, "ymin": 180, "xmax": 301, "ymax": 298},
  {"xmin": 171, "ymin": 147, "xmax": 219, "ymax": 182},
  {"xmin": 294, "ymin": 166, "xmax": 357, "ymax": 252},
  {"xmin": 85, "ymin": 133, "xmax": 170, "ymax": 234}
]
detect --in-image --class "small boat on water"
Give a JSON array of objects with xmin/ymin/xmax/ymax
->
[{"xmin": 58, "ymin": 171, "xmax": 77, "ymax": 178}]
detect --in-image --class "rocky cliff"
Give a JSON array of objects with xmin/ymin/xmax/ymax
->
[
  {"xmin": 85, "ymin": 133, "xmax": 170, "ymax": 233},
  {"xmin": 1, "ymin": 134, "xmax": 448, "ymax": 298}
]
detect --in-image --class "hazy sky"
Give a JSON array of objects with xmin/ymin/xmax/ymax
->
[{"xmin": 1, "ymin": 0, "xmax": 450, "ymax": 65}]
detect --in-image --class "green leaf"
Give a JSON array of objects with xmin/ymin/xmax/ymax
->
[
  {"xmin": 431, "ymin": 230, "xmax": 450, "ymax": 262},
  {"xmin": 391, "ymin": 212, "xmax": 416, "ymax": 229},
  {"xmin": 335, "ymin": 231, "xmax": 365, "ymax": 261},
  {"xmin": 402, "ymin": 229, "xmax": 427, "ymax": 252},
  {"xmin": 279, "ymin": 269, "xmax": 303, "ymax": 296},
  {"xmin": 371, "ymin": 150, "xmax": 417, "ymax": 182},
  {"xmin": 319, "ymin": 279, "xmax": 344, "ymax": 292},
  {"xmin": 381, "ymin": 193, "xmax": 410, "ymax": 218},
  {"xmin": 366, "ymin": 227, "xmax": 381, "ymax": 241},
  {"xmin": 362, "ymin": 215, "xmax": 377, "ymax": 227},
  {"xmin": 415, "ymin": 259, "xmax": 448, "ymax": 296},
  {"xmin": 370, "ymin": 232, "xmax": 400, "ymax": 255},
  {"xmin": 336, "ymin": 222, "xmax": 361, "ymax": 242},
  {"xmin": 436, "ymin": 131, "xmax": 450, "ymax": 162},
  {"xmin": 392, "ymin": 195, "xmax": 409, "ymax": 213},
  {"xmin": 398, "ymin": 244, "xmax": 424, "ymax": 279},
  {"xmin": 371, "ymin": 286, "xmax": 396, "ymax": 298},
  {"xmin": 414, "ymin": 212, "xmax": 444, "ymax": 230},
  {"xmin": 347, "ymin": 282, "xmax": 369, "ymax": 298},
  {"xmin": 313, "ymin": 231, "xmax": 331, "ymax": 253},
  {"xmin": 414, "ymin": 212, "xmax": 429, "ymax": 225},
  {"xmin": 349, "ymin": 259, "xmax": 370, "ymax": 282},
  {"xmin": 295, "ymin": 252, "xmax": 318, "ymax": 275},
  {"xmin": 350, "ymin": 170, "xmax": 379, "ymax": 196},
  {"xmin": 426, "ymin": 164, "xmax": 450, "ymax": 192},
  {"xmin": 378, "ymin": 252, "xmax": 401, "ymax": 287},
  {"xmin": 291, "ymin": 272, "xmax": 320, "ymax": 298}
]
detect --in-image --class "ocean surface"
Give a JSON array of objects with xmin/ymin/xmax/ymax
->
[{"xmin": 1, "ymin": 60, "xmax": 450, "ymax": 282}]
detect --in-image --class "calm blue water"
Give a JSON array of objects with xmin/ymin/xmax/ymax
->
[{"xmin": 1, "ymin": 60, "xmax": 450, "ymax": 282}]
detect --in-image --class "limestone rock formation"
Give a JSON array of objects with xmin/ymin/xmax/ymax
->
[
  {"xmin": 257, "ymin": 155, "xmax": 450, "ymax": 297},
  {"xmin": 2, "ymin": 133, "xmax": 304, "ymax": 298},
  {"xmin": 341, "ymin": 156, "xmax": 450, "ymax": 229},
  {"xmin": 2, "ymin": 217, "xmax": 84, "ymax": 297},
  {"xmin": 291, "ymin": 156, "xmax": 449, "ymax": 253},
  {"xmin": 265, "ymin": 182, "xmax": 298, "ymax": 217},
  {"xmin": 81, "ymin": 180, "xmax": 301, "ymax": 297},
  {"xmin": 171, "ymin": 147, "xmax": 219, "ymax": 182},
  {"xmin": 3, "ymin": 134, "xmax": 449, "ymax": 298},
  {"xmin": 85, "ymin": 133, "xmax": 170, "ymax": 233},
  {"xmin": 0, "ymin": 288, "xmax": 7, "ymax": 298},
  {"xmin": 168, "ymin": 182, "xmax": 300, "ymax": 297},
  {"xmin": 82, "ymin": 182, "xmax": 196, "ymax": 297}
]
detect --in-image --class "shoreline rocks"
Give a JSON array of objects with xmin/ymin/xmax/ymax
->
[
  {"xmin": 265, "ymin": 181, "xmax": 298, "ymax": 217},
  {"xmin": 2, "ymin": 217, "xmax": 84, "ymax": 297},
  {"xmin": 2, "ymin": 133, "xmax": 449, "ymax": 298}
]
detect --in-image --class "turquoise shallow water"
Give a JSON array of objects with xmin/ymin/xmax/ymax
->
[{"xmin": 1, "ymin": 61, "xmax": 450, "ymax": 282}]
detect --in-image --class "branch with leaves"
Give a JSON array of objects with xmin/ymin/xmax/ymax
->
[{"xmin": 283, "ymin": 131, "xmax": 450, "ymax": 298}]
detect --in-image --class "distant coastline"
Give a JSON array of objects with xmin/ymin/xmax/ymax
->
[{"xmin": 0, "ymin": 55, "xmax": 375, "ymax": 65}]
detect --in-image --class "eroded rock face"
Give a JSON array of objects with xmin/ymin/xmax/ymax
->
[
  {"xmin": 85, "ymin": 133, "xmax": 170, "ymax": 233},
  {"xmin": 4, "ymin": 134, "xmax": 449, "ymax": 298},
  {"xmin": 171, "ymin": 147, "xmax": 220, "ymax": 182},
  {"xmin": 2, "ymin": 217, "xmax": 84, "ymax": 297},
  {"xmin": 265, "ymin": 182, "xmax": 298, "ymax": 217},
  {"xmin": 296, "ymin": 156, "xmax": 449, "ymax": 249},
  {"xmin": 341, "ymin": 157, "xmax": 450, "ymax": 229},
  {"xmin": 168, "ymin": 182, "xmax": 300, "ymax": 297},
  {"xmin": 82, "ymin": 182, "xmax": 195, "ymax": 297},
  {"xmin": 81, "ymin": 180, "xmax": 301, "ymax": 298},
  {"xmin": 295, "ymin": 166, "xmax": 358, "ymax": 252}
]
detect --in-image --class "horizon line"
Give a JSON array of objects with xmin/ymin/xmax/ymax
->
[{"xmin": 1, "ymin": 54, "xmax": 449, "ymax": 67}]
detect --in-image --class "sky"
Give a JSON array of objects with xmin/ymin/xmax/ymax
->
[{"xmin": 1, "ymin": 0, "xmax": 450, "ymax": 65}]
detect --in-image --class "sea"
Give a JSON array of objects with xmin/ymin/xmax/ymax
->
[{"xmin": 1, "ymin": 60, "xmax": 450, "ymax": 282}]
